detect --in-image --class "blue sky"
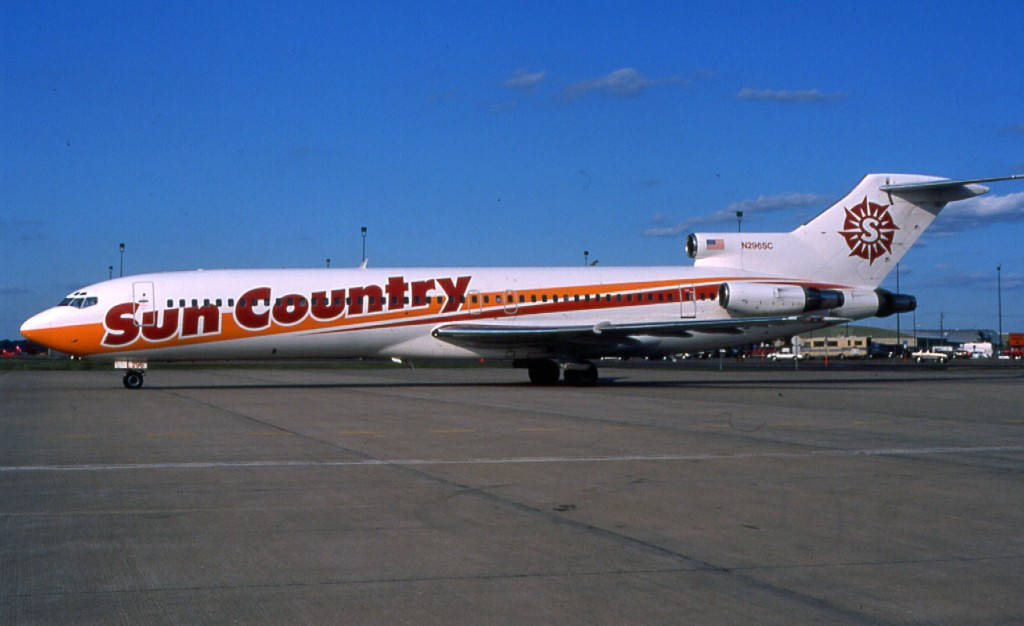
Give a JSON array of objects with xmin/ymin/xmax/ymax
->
[{"xmin": 3, "ymin": 1, "xmax": 1023, "ymax": 340}]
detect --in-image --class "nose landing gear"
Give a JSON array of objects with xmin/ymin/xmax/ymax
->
[{"xmin": 122, "ymin": 370, "xmax": 145, "ymax": 389}]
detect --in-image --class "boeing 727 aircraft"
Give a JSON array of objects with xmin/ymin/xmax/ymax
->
[{"xmin": 20, "ymin": 173, "xmax": 1022, "ymax": 388}]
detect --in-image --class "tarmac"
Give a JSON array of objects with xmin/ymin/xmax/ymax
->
[{"xmin": 2, "ymin": 364, "xmax": 1023, "ymax": 624}]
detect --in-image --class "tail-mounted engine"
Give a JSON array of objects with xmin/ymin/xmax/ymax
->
[
  {"xmin": 718, "ymin": 282, "xmax": 915, "ymax": 318},
  {"xmin": 718, "ymin": 282, "xmax": 844, "ymax": 315}
]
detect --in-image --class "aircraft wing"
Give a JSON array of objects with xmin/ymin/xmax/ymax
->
[{"xmin": 431, "ymin": 314, "xmax": 847, "ymax": 349}]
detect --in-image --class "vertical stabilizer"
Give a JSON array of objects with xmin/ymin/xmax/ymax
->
[{"xmin": 690, "ymin": 173, "xmax": 994, "ymax": 288}]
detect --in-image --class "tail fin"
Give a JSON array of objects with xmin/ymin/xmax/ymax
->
[{"xmin": 689, "ymin": 173, "xmax": 1007, "ymax": 288}]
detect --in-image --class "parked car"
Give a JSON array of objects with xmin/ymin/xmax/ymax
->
[
  {"xmin": 768, "ymin": 349, "xmax": 805, "ymax": 361},
  {"xmin": 911, "ymin": 349, "xmax": 948, "ymax": 364}
]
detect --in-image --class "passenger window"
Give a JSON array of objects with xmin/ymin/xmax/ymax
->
[
  {"xmin": 180, "ymin": 299, "xmax": 186, "ymax": 307},
  {"xmin": 531, "ymin": 294, "xmax": 537, "ymax": 303},
  {"xmin": 542, "ymin": 295, "xmax": 548, "ymax": 303},
  {"xmin": 192, "ymin": 299, "xmax": 198, "ymax": 307},
  {"xmin": 483, "ymin": 295, "xmax": 489, "ymax": 304},
  {"xmin": 166, "ymin": 299, "xmax": 174, "ymax": 308},
  {"xmin": 216, "ymin": 299, "xmax": 223, "ymax": 307}
]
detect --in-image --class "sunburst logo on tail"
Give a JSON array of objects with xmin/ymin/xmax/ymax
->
[{"xmin": 839, "ymin": 197, "xmax": 898, "ymax": 264}]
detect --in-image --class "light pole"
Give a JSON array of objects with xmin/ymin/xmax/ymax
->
[
  {"xmin": 736, "ymin": 210, "xmax": 743, "ymax": 232},
  {"xmin": 584, "ymin": 250, "xmax": 589, "ymax": 267},
  {"xmin": 119, "ymin": 243, "xmax": 125, "ymax": 277},
  {"xmin": 896, "ymin": 262, "xmax": 901, "ymax": 346},
  {"xmin": 997, "ymin": 264, "xmax": 1002, "ymax": 347},
  {"xmin": 361, "ymin": 227, "xmax": 367, "ymax": 264},
  {"xmin": 326, "ymin": 257, "xmax": 331, "ymax": 268},
  {"xmin": 108, "ymin": 265, "xmax": 113, "ymax": 280}
]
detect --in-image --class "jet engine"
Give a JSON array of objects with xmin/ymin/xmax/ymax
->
[
  {"xmin": 718, "ymin": 282, "xmax": 916, "ymax": 318},
  {"xmin": 718, "ymin": 282, "xmax": 844, "ymax": 316}
]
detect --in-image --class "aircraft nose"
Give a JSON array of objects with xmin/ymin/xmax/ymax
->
[{"xmin": 20, "ymin": 310, "xmax": 52, "ymax": 341}]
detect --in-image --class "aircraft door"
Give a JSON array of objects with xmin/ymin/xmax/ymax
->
[
  {"xmin": 132, "ymin": 281, "xmax": 156, "ymax": 327},
  {"xmin": 467, "ymin": 289, "xmax": 483, "ymax": 315},
  {"xmin": 503, "ymin": 289, "xmax": 518, "ymax": 316},
  {"xmin": 679, "ymin": 285, "xmax": 696, "ymax": 318}
]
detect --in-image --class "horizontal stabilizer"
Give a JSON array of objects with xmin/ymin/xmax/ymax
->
[
  {"xmin": 880, "ymin": 174, "xmax": 1024, "ymax": 203},
  {"xmin": 879, "ymin": 174, "xmax": 1023, "ymax": 193}
]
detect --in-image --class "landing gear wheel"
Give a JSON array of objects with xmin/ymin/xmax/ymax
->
[
  {"xmin": 564, "ymin": 363, "xmax": 598, "ymax": 386},
  {"xmin": 122, "ymin": 370, "xmax": 145, "ymax": 389},
  {"xmin": 527, "ymin": 360, "xmax": 561, "ymax": 385}
]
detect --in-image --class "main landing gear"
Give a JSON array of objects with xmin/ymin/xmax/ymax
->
[
  {"xmin": 122, "ymin": 370, "xmax": 145, "ymax": 389},
  {"xmin": 517, "ymin": 359, "xmax": 599, "ymax": 386}
]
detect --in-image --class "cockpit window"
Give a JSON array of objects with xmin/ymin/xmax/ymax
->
[{"xmin": 58, "ymin": 296, "xmax": 99, "ymax": 308}]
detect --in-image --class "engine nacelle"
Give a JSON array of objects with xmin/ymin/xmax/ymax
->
[
  {"xmin": 718, "ymin": 282, "xmax": 844, "ymax": 316},
  {"xmin": 875, "ymin": 289, "xmax": 916, "ymax": 317},
  {"xmin": 832, "ymin": 288, "xmax": 917, "ymax": 318}
]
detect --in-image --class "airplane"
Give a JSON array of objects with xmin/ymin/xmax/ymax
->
[{"xmin": 20, "ymin": 172, "xmax": 1023, "ymax": 388}]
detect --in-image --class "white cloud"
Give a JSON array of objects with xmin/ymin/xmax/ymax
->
[
  {"xmin": 929, "ymin": 191, "xmax": 1024, "ymax": 234},
  {"xmin": 504, "ymin": 69, "xmax": 546, "ymax": 90},
  {"xmin": 736, "ymin": 87, "xmax": 844, "ymax": 102},
  {"xmin": 645, "ymin": 192, "xmax": 826, "ymax": 237},
  {"xmin": 562, "ymin": 68, "xmax": 686, "ymax": 100}
]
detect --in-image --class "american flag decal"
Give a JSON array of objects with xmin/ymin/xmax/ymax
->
[{"xmin": 706, "ymin": 238, "xmax": 724, "ymax": 251}]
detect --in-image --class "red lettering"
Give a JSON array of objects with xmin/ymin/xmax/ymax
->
[
  {"xmin": 437, "ymin": 276, "xmax": 471, "ymax": 313},
  {"xmin": 102, "ymin": 303, "xmax": 140, "ymax": 346},
  {"xmin": 410, "ymin": 279, "xmax": 435, "ymax": 307},
  {"xmin": 272, "ymin": 294, "xmax": 308, "ymax": 325},
  {"xmin": 386, "ymin": 276, "xmax": 408, "ymax": 310},
  {"xmin": 141, "ymin": 309, "xmax": 180, "ymax": 341},
  {"xmin": 182, "ymin": 305, "xmax": 220, "ymax": 337},
  {"xmin": 236, "ymin": 288, "xmax": 271, "ymax": 330},
  {"xmin": 311, "ymin": 289, "xmax": 346, "ymax": 320},
  {"xmin": 348, "ymin": 285, "xmax": 383, "ymax": 314}
]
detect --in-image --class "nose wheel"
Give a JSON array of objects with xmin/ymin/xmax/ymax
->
[{"xmin": 122, "ymin": 370, "xmax": 145, "ymax": 389}]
